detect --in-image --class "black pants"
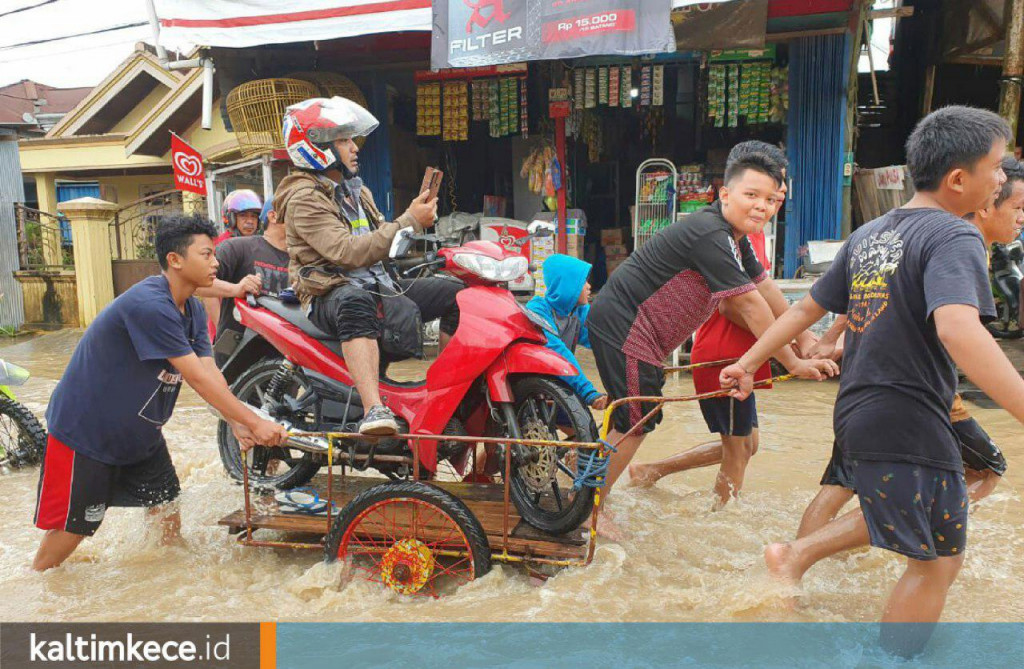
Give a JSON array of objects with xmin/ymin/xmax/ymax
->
[{"xmin": 309, "ymin": 277, "xmax": 463, "ymax": 344}]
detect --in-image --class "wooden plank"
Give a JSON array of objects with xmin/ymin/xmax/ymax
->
[
  {"xmin": 218, "ymin": 510, "xmax": 587, "ymax": 560},
  {"xmin": 867, "ymin": 7, "xmax": 913, "ymax": 20},
  {"xmin": 218, "ymin": 474, "xmax": 590, "ymax": 561}
]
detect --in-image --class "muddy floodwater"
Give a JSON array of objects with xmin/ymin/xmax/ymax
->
[{"xmin": 1, "ymin": 329, "xmax": 1021, "ymax": 623}]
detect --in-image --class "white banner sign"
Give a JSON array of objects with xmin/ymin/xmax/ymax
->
[
  {"xmin": 873, "ymin": 165, "xmax": 905, "ymax": 191},
  {"xmin": 154, "ymin": 0, "xmax": 736, "ymax": 50}
]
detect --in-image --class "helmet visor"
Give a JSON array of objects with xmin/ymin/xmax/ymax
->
[{"xmin": 305, "ymin": 97, "xmax": 379, "ymax": 144}]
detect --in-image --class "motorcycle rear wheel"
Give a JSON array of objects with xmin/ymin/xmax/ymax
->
[{"xmin": 218, "ymin": 359, "xmax": 322, "ymax": 490}]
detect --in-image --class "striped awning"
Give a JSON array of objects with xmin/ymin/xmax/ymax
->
[
  {"xmin": 154, "ymin": 1, "xmax": 734, "ymax": 50},
  {"xmin": 154, "ymin": 0, "xmax": 433, "ymax": 49}
]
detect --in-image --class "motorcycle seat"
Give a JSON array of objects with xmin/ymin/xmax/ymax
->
[{"xmin": 256, "ymin": 296, "xmax": 334, "ymax": 341}]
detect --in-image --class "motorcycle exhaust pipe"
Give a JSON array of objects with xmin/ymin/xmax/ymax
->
[{"xmin": 206, "ymin": 405, "xmax": 330, "ymax": 454}]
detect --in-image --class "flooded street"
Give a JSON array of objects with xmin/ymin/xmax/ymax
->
[{"xmin": 1, "ymin": 329, "xmax": 1022, "ymax": 623}]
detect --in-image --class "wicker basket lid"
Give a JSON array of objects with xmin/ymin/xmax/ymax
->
[
  {"xmin": 226, "ymin": 77, "xmax": 319, "ymax": 158},
  {"xmin": 286, "ymin": 71, "xmax": 368, "ymax": 109}
]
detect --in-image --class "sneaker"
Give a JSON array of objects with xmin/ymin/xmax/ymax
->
[{"xmin": 359, "ymin": 404, "xmax": 399, "ymax": 436}]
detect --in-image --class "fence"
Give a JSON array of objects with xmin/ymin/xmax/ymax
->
[
  {"xmin": 14, "ymin": 203, "xmax": 73, "ymax": 271},
  {"xmin": 109, "ymin": 190, "xmax": 191, "ymax": 295},
  {"xmin": 110, "ymin": 189, "xmax": 185, "ymax": 261},
  {"xmin": 852, "ymin": 165, "xmax": 915, "ymax": 228}
]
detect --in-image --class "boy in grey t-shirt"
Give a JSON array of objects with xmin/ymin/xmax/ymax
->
[{"xmin": 721, "ymin": 106, "xmax": 1024, "ymax": 650}]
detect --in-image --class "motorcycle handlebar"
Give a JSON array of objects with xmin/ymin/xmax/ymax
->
[{"xmin": 401, "ymin": 257, "xmax": 446, "ymax": 278}]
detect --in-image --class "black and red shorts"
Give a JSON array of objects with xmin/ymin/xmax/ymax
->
[
  {"xmin": 34, "ymin": 435, "xmax": 180, "ymax": 536},
  {"xmin": 591, "ymin": 336, "xmax": 665, "ymax": 435},
  {"xmin": 699, "ymin": 394, "xmax": 759, "ymax": 437}
]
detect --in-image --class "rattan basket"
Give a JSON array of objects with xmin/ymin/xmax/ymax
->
[
  {"xmin": 226, "ymin": 78, "xmax": 319, "ymax": 157},
  {"xmin": 286, "ymin": 71, "xmax": 368, "ymax": 109}
]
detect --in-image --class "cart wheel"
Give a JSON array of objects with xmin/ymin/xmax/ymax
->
[{"xmin": 324, "ymin": 481, "xmax": 491, "ymax": 597}]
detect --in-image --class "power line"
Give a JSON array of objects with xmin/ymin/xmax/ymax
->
[
  {"xmin": 0, "ymin": 33, "xmax": 143, "ymax": 64},
  {"xmin": 0, "ymin": 0, "xmax": 60, "ymax": 20},
  {"xmin": 0, "ymin": 21, "xmax": 147, "ymax": 51}
]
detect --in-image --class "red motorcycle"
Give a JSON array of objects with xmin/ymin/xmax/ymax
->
[{"xmin": 217, "ymin": 228, "xmax": 598, "ymax": 534}]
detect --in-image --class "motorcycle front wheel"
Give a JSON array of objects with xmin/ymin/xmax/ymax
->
[
  {"xmin": 500, "ymin": 377, "xmax": 597, "ymax": 535},
  {"xmin": 0, "ymin": 395, "xmax": 46, "ymax": 468}
]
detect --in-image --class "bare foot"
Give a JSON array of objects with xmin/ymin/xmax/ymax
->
[
  {"xmin": 763, "ymin": 542, "xmax": 804, "ymax": 587},
  {"xmin": 596, "ymin": 513, "xmax": 627, "ymax": 543},
  {"xmin": 627, "ymin": 463, "xmax": 661, "ymax": 488}
]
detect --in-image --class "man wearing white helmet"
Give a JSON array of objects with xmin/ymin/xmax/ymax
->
[{"xmin": 277, "ymin": 96, "xmax": 456, "ymax": 436}]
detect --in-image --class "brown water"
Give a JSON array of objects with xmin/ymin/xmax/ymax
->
[{"xmin": 1, "ymin": 330, "xmax": 1021, "ymax": 623}]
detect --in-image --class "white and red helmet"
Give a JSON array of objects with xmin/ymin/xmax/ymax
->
[{"xmin": 282, "ymin": 96, "xmax": 379, "ymax": 171}]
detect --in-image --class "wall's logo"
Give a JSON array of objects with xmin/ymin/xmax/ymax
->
[
  {"xmin": 172, "ymin": 151, "xmax": 203, "ymax": 177},
  {"xmin": 464, "ymin": 0, "xmax": 510, "ymax": 33},
  {"xmin": 170, "ymin": 133, "xmax": 206, "ymax": 195}
]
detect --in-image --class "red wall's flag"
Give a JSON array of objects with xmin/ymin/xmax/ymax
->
[{"xmin": 171, "ymin": 132, "xmax": 207, "ymax": 195}]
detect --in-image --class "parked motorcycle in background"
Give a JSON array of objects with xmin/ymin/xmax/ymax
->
[
  {"xmin": 988, "ymin": 240, "xmax": 1023, "ymax": 339},
  {"xmin": 0, "ymin": 359, "xmax": 46, "ymax": 469}
]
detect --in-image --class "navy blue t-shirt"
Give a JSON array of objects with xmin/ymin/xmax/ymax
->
[
  {"xmin": 810, "ymin": 208, "xmax": 995, "ymax": 472},
  {"xmin": 46, "ymin": 275, "xmax": 213, "ymax": 465}
]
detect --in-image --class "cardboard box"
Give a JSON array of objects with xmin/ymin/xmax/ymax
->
[
  {"xmin": 566, "ymin": 234, "xmax": 584, "ymax": 258},
  {"xmin": 604, "ymin": 244, "xmax": 629, "ymax": 259},
  {"xmin": 601, "ymin": 227, "xmax": 626, "ymax": 246}
]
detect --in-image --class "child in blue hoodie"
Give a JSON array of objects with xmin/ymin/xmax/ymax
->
[{"xmin": 526, "ymin": 254, "xmax": 607, "ymax": 409}]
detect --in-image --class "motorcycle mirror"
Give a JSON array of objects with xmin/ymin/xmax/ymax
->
[
  {"xmin": 0, "ymin": 360, "xmax": 30, "ymax": 387},
  {"xmin": 390, "ymin": 228, "xmax": 416, "ymax": 259}
]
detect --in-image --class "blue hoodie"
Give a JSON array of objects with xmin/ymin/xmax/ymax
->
[{"xmin": 525, "ymin": 254, "xmax": 601, "ymax": 404}]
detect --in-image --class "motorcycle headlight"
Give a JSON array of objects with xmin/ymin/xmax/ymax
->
[
  {"xmin": 452, "ymin": 253, "xmax": 528, "ymax": 282},
  {"xmin": 232, "ymin": 305, "xmax": 242, "ymax": 324}
]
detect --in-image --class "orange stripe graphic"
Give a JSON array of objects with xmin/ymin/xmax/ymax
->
[{"xmin": 260, "ymin": 622, "xmax": 277, "ymax": 669}]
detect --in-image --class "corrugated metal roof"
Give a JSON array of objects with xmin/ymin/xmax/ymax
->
[
  {"xmin": 0, "ymin": 130, "xmax": 26, "ymax": 329},
  {"xmin": 0, "ymin": 80, "xmax": 91, "ymax": 131}
]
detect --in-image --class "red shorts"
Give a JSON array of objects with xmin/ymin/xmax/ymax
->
[
  {"xmin": 691, "ymin": 311, "xmax": 771, "ymax": 394},
  {"xmin": 34, "ymin": 435, "xmax": 180, "ymax": 536}
]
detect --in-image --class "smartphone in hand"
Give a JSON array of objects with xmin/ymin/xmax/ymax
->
[{"xmin": 420, "ymin": 167, "xmax": 443, "ymax": 201}]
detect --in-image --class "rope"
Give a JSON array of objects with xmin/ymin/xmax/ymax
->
[
  {"xmin": 663, "ymin": 357, "xmax": 740, "ymax": 374},
  {"xmin": 573, "ymin": 439, "xmax": 617, "ymax": 491}
]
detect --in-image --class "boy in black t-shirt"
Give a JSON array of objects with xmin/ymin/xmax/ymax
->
[
  {"xmin": 779, "ymin": 157, "xmax": 1024, "ymax": 579},
  {"xmin": 587, "ymin": 149, "xmax": 838, "ymax": 534},
  {"xmin": 721, "ymin": 106, "xmax": 1024, "ymax": 636},
  {"xmin": 200, "ymin": 196, "xmax": 291, "ymax": 362}
]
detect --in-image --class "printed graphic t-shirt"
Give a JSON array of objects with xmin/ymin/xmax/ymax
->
[
  {"xmin": 810, "ymin": 208, "xmax": 995, "ymax": 472},
  {"xmin": 588, "ymin": 201, "xmax": 766, "ymax": 366},
  {"xmin": 215, "ymin": 235, "xmax": 290, "ymax": 335},
  {"xmin": 46, "ymin": 275, "xmax": 213, "ymax": 465}
]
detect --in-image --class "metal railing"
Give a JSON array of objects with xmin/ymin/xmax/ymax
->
[
  {"xmin": 110, "ymin": 190, "xmax": 187, "ymax": 261},
  {"xmin": 13, "ymin": 203, "xmax": 73, "ymax": 271}
]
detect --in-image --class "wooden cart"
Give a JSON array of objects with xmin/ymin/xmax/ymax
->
[{"xmin": 219, "ymin": 433, "xmax": 605, "ymax": 597}]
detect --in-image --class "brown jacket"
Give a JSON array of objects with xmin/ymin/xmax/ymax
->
[{"xmin": 276, "ymin": 171, "xmax": 421, "ymax": 307}]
